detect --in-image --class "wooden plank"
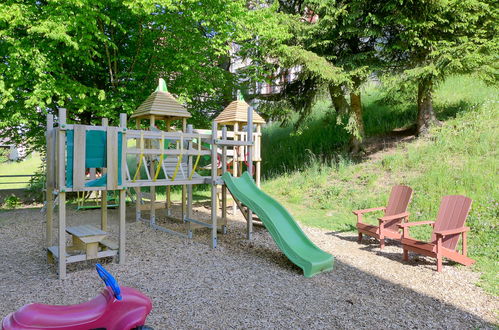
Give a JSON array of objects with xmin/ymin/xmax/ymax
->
[
  {"xmin": 65, "ymin": 249, "xmax": 118, "ymax": 264},
  {"xmin": 58, "ymin": 192, "xmax": 66, "ymax": 279},
  {"xmin": 127, "ymin": 148, "xmax": 211, "ymax": 156},
  {"xmin": 149, "ymin": 116, "xmax": 156, "ymax": 225},
  {"xmin": 66, "ymin": 224, "xmax": 106, "ymax": 237},
  {"xmin": 101, "ymin": 119, "xmax": 109, "ymax": 231},
  {"xmin": 72, "ymin": 125, "xmax": 86, "ymax": 190},
  {"xmin": 139, "ymin": 202, "xmax": 166, "ymax": 211},
  {"xmin": 210, "ymin": 121, "xmax": 218, "ymax": 248},
  {"xmin": 246, "ymin": 106, "xmax": 253, "ymax": 240},
  {"xmin": 46, "ymin": 115, "xmax": 54, "ymax": 248},
  {"xmin": 106, "ymin": 127, "xmax": 119, "ymax": 190},
  {"xmin": 86, "ymin": 242, "xmax": 99, "ymax": 259},
  {"xmin": 232, "ymin": 122, "xmax": 238, "ymax": 215},
  {"xmin": 47, "ymin": 246, "xmax": 69, "ymax": 259},
  {"xmin": 101, "ymin": 238, "xmax": 119, "ymax": 250},
  {"xmin": 119, "ymin": 189, "xmax": 126, "ymax": 264},
  {"xmin": 221, "ymin": 126, "xmax": 227, "ymax": 230},
  {"xmin": 126, "ymin": 130, "xmax": 210, "ymax": 139}
]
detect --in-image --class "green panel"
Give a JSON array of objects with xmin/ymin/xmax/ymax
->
[
  {"xmin": 66, "ymin": 130, "xmax": 74, "ymax": 188},
  {"xmin": 85, "ymin": 130, "xmax": 107, "ymax": 168},
  {"xmin": 66, "ymin": 129, "xmax": 122, "ymax": 188},
  {"xmin": 222, "ymin": 172, "xmax": 334, "ymax": 277}
]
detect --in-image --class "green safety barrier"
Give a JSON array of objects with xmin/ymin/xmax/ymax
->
[{"xmin": 66, "ymin": 130, "xmax": 123, "ymax": 188}]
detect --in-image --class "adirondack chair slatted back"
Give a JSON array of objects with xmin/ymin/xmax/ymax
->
[
  {"xmin": 384, "ymin": 185, "xmax": 413, "ymax": 231},
  {"xmin": 431, "ymin": 195, "xmax": 472, "ymax": 250}
]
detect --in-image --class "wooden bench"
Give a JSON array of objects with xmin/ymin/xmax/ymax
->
[{"xmin": 66, "ymin": 225, "xmax": 107, "ymax": 260}]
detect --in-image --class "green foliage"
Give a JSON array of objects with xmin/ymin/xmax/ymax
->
[
  {"xmin": 3, "ymin": 195, "xmax": 20, "ymax": 209},
  {"xmin": 0, "ymin": 0, "xmax": 272, "ymax": 151},
  {"xmin": 378, "ymin": 0, "xmax": 498, "ymax": 84},
  {"xmin": 26, "ymin": 169, "xmax": 46, "ymax": 203},
  {"xmin": 262, "ymin": 75, "xmax": 499, "ymax": 294},
  {"xmin": 0, "ymin": 148, "xmax": 9, "ymax": 163},
  {"xmin": 261, "ymin": 100, "xmax": 350, "ymax": 177}
]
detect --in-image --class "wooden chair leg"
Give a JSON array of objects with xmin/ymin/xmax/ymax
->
[
  {"xmin": 380, "ymin": 236, "xmax": 385, "ymax": 249},
  {"xmin": 436, "ymin": 237, "xmax": 443, "ymax": 272},
  {"xmin": 437, "ymin": 254, "xmax": 443, "ymax": 272},
  {"xmin": 462, "ymin": 232, "xmax": 467, "ymax": 256},
  {"xmin": 357, "ymin": 232, "xmax": 362, "ymax": 243},
  {"xmin": 403, "ymin": 249, "xmax": 409, "ymax": 261}
]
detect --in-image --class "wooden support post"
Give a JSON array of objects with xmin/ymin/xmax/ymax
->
[
  {"xmin": 186, "ymin": 124, "xmax": 193, "ymax": 237},
  {"xmin": 101, "ymin": 118, "xmax": 108, "ymax": 231},
  {"xmin": 58, "ymin": 192, "xmax": 66, "ymax": 278},
  {"xmin": 221, "ymin": 126, "xmax": 228, "ymax": 234},
  {"xmin": 72, "ymin": 125, "xmax": 86, "ymax": 190},
  {"xmin": 135, "ymin": 119, "xmax": 142, "ymax": 222},
  {"xmin": 232, "ymin": 122, "xmax": 239, "ymax": 215},
  {"xmin": 119, "ymin": 113, "xmax": 127, "ymax": 264},
  {"xmin": 150, "ymin": 116, "xmax": 156, "ymax": 225},
  {"xmin": 182, "ymin": 118, "xmax": 187, "ymax": 222},
  {"xmin": 119, "ymin": 189, "xmax": 126, "ymax": 264},
  {"xmin": 210, "ymin": 121, "xmax": 218, "ymax": 248},
  {"xmin": 246, "ymin": 106, "xmax": 253, "ymax": 240},
  {"xmin": 46, "ymin": 114, "xmax": 54, "ymax": 248},
  {"xmin": 57, "ymin": 107, "xmax": 67, "ymax": 279},
  {"xmin": 256, "ymin": 124, "xmax": 261, "ymax": 188},
  {"xmin": 106, "ymin": 127, "xmax": 119, "ymax": 190},
  {"xmin": 166, "ymin": 120, "xmax": 172, "ymax": 216}
]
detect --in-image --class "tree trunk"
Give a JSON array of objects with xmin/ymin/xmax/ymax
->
[
  {"xmin": 416, "ymin": 79, "xmax": 437, "ymax": 136},
  {"xmin": 328, "ymin": 84, "xmax": 349, "ymax": 115},
  {"xmin": 349, "ymin": 89, "xmax": 364, "ymax": 154}
]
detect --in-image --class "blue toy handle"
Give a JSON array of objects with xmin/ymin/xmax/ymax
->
[{"xmin": 96, "ymin": 264, "xmax": 122, "ymax": 300}]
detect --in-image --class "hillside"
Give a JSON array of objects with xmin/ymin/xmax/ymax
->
[{"xmin": 261, "ymin": 75, "xmax": 498, "ymax": 294}]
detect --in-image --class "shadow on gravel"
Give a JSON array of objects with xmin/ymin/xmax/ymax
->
[
  {"xmin": 0, "ymin": 207, "xmax": 495, "ymax": 329},
  {"xmin": 326, "ymin": 230, "xmax": 461, "ymax": 268}
]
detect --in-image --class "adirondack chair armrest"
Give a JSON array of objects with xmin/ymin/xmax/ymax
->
[
  {"xmin": 399, "ymin": 221, "xmax": 435, "ymax": 228},
  {"xmin": 353, "ymin": 207, "xmax": 385, "ymax": 215},
  {"xmin": 434, "ymin": 227, "xmax": 470, "ymax": 237},
  {"xmin": 378, "ymin": 211, "xmax": 409, "ymax": 222}
]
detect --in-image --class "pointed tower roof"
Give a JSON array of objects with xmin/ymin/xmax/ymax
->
[
  {"xmin": 215, "ymin": 91, "xmax": 265, "ymax": 125},
  {"xmin": 131, "ymin": 78, "xmax": 191, "ymax": 120}
]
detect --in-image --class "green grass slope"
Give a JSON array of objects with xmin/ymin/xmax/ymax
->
[
  {"xmin": 0, "ymin": 153, "xmax": 42, "ymax": 189},
  {"xmin": 261, "ymin": 76, "xmax": 498, "ymax": 294}
]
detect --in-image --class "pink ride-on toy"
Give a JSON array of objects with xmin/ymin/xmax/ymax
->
[{"xmin": 2, "ymin": 264, "xmax": 153, "ymax": 330}]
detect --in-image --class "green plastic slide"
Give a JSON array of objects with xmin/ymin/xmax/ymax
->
[{"xmin": 222, "ymin": 172, "xmax": 334, "ymax": 277}]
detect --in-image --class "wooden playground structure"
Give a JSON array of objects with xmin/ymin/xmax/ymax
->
[{"xmin": 44, "ymin": 80, "xmax": 263, "ymax": 278}]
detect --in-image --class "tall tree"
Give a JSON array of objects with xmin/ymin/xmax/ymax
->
[
  {"xmin": 250, "ymin": 0, "xmax": 383, "ymax": 153},
  {"xmin": 378, "ymin": 0, "xmax": 498, "ymax": 135},
  {"xmin": 0, "ymin": 0, "xmax": 249, "ymax": 152}
]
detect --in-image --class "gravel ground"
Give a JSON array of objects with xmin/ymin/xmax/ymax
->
[{"xmin": 0, "ymin": 204, "xmax": 497, "ymax": 329}]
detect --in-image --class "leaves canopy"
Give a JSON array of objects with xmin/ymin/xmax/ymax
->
[{"xmin": 0, "ymin": 0, "xmax": 264, "ymax": 151}]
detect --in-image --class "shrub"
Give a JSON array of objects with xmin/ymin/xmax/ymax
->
[{"xmin": 3, "ymin": 195, "xmax": 21, "ymax": 209}]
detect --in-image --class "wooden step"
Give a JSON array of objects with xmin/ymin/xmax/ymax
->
[{"xmin": 100, "ymin": 238, "xmax": 119, "ymax": 250}]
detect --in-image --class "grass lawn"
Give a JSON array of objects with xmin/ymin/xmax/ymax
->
[
  {"xmin": 0, "ymin": 153, "xmax": 42, "ymax": 189},
  {"xmin": 261, "ymin": 75, "xmax": 498, "ymax": 295}
]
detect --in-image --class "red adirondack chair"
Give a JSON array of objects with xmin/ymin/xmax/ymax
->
[
  {"xmin": 400, "ymin": 195, "xmax": 475, "ymax": 272},
  {"xmin": 354, "ymin": 185, "xmax": 413, "ymax": 249}
]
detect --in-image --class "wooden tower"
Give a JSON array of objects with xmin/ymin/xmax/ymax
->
[
  {"xmin": 214, "ymin": 92, "xmax": 265, "ymax": 187},
  {"xmin": 131, "ymin": 78, "xmax": 191, "ymax": 222}
]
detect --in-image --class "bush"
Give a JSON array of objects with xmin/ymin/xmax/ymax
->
[
  {"xmin": 26, "ymin": 168, "xmax": 46, "ymax": 203},
  {"xmin": 0, "ymin": 148, "xmax": 9, "ymax": 163},
  {"xmin": 3, "ymin": 195, "xmax": 21, "ymax": 209}
]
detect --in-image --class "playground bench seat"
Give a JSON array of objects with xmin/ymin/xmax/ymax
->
[{"xmin": 66, "ymin": 225, "xmax": 107, "ymax": 260}]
